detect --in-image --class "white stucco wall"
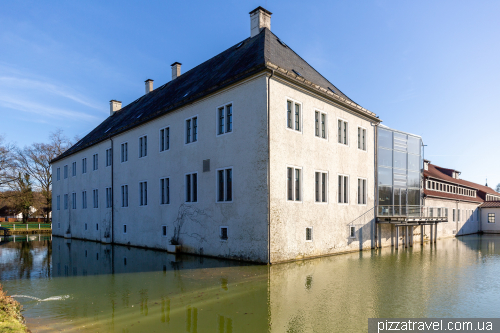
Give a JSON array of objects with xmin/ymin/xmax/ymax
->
[
  {"xmin": 53, "ymin": 74, "xmax": 270, "ymax": 262},
  {"xmin": 481, "ymin": 208, "xmax": 500, "ymax": 233},
  {"xmin": 268, "ymin": 76, "xmax": 377, "ymax": 263},
  {"xmin": 424, "ymin": 197, "xmax": 480, "ymax": 238}
]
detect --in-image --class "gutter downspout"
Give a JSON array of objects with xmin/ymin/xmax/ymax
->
[
  {"xmin": 110, "ymin": 137, "xmax": 114, "ymax": 244},
  {"xmin": 374, "ymin": 123, "xmax": 378, "ymax": 248},
  {"xmin": 267, "ymin": 70, "xmax": 274, "ymax": 265}
]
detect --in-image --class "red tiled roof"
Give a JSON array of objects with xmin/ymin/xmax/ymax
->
[
  {"xmin": 424, "ymin": 163, "xmax": 498, "ymax": 195},
  {"xmin": 480, "ymin": 201, "xmax": 500, "ymax": 208}
]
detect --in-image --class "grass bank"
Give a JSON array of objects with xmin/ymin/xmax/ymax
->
[{"xmin": 0, "ymin": 284, "xmax": 29, "ymax": 332}]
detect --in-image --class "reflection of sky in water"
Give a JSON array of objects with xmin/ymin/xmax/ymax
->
[{"xmin": 1, "ymin": 235, "xmax": 500, "ymax": 332}]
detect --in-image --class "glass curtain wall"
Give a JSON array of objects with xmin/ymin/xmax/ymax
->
[{"xmin": 377, "ymin": 127, "xmax": 422, "ymax": 216}]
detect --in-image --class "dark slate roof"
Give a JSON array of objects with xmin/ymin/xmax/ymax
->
[{"xmin": 53, "ymin": 29, "xmax": 370, "ymax": 163}]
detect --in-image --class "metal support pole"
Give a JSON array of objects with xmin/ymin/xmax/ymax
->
[
  {"xmin": 395, "ymin": 226, "xmax": 399, "ymax": 250},
  {"xmin": 391, "ymin": 224, "xmax": 395, "ymax": 247},
  {"xmin": 410, "ymin": 227, "xmax": 413, "ymax": 247},
  {"xmin": 421, "ymin": 225, "xmax": 424, "ymax": 245},
  {"xmin": 378, "ymin": 224, "xmax": 382, "ymax": 248},
  {"xmin": 405, "ymin": 226, "xmax": 408, "ymax": 248},
  {"xmin": 430, "ymin": 224, "xmax": 434, "ymax": 244},
  {"xmin": 434, "ymin": 223, "xmax": 438, "ymax": 243}
]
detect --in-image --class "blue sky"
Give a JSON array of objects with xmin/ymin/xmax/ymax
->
[{"xmin": 1, "ymin": 0, "xmax": 499, "ymax": 188}]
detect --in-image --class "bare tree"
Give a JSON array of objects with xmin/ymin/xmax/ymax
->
[
  {"xmin": 15, "ymin": 130, "xmax": 73, "ymax": 222},
  {"xmin": 0, "ymin": 135, "xmax": 15, "ymax": 187},
  {"xmin": 496, "ymin": 183, "xmax": 500, "ymax": 193},
  {"xmin": 6, "ymin": 172, "xmax": 34, "ymax": 222}
]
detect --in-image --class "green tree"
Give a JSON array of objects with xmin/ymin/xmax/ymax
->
[{"xmin": 10, "ymin": 173, "xmax": 34, "ymax": 223}]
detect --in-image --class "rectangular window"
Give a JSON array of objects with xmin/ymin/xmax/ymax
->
[
  {"xmin": 121, "ymin": 185, "xmax": 128, "ymax": 207},
  {"xmin": 338, "ymin": 119, "xmax": 348, "ymax": 145},
  {"xmin": 162, "ymin": 225, "xmax": 167, "ymax": 237},
  {"xmin": 217, "ymin": 104, "xmax": 233, "ymax": 135},
  {"xmin": 139, "ymin": 181, "xmax": 148, "ymax": 206},
  {"xmin": 315, "ymin": 111, "xmax": 327, "ymax": 139},
  {"xmin": 85, "ymin": 223, "xmax": 87, "ymax": 231},
  {"xmin": 220, "ymin": 227, "xmax": 228, "ymax": 240},
  {"xmin": 338, "ymin": 175, "xmax": 349, "ymax": 204},
  {"xmin": 121, "ymin": 142, "xmax": 128, "ymax": 162},
  {"xmin": 357, "ymin": 178, "xmax": 367, "ymax": 205},
  {"xmin": 185, "ymin": 173, "xmax": 198, "ymax": 202},
  {"xmin": 64, "ymin": 165, "xmax": 68, "ymax": 179},
  {"xmin": 160, "ymin": 128, "xmax": 170, "ymax": 152},
  {"xmin": 106, "ymin": 148, "xmax": 112, "ymax": 166},
  {"xmin": 286, "ymin": 167, "xmax": 301, "ymax": 201},
  {"xmin": 123, "ymin": 224, "xmax": 127, "ymax": 234},
  {"xmin": 71, "ymin": 192, "xmax": 77, "ymax": 209},
  {"xmin": 294, "ymin": 103, "xmax": 300, "ymax": 131},
  {"xmin": 139, "ymin": 136, "xmax": 147, "ymax": 158},
  {"xmin": 488, "ymin": 213, "xmax": 495, "ymax": 223},
  {"xmin": 82, "ymin": 158, "xmax": 87, "ymax": 174},
  {"xmin": 106, "ymin": 187, "xmax": 112, "ymax": 208},
  {"xmin": 349, "ymin": 226, "xmax": 356, "ymax": 238},
  {"xmin": 305, "ymin": 227, "xmax": 313, "ymax": 241},
  {"xmin": 64, "ymin": 194, "xmax": 68, "ymax": 210},
  {"xmin": 186, "ymin": 117, "xmax": 198, "ymax": 143},
  {"xmin": 452, "ymin": 209, "xmax": 456, "ymax": 222},
  {"xmin": 72, "ymin": 162, "xmax": 76, "ymax": 176},
  {"xmin": 287, "ymin": 101, "xmax": 292, "ymax": 128},
  {"xmin": 56, "ymin": 167, "xmax": 60, "ymax": 181},
  {"xmin": 315, "ymin": 172, "xmax": 327, "ymax": 202},
  {"xmin": 56, "ymin": 195, "xmax": 60, "ymax": 210},
  {"xmin": 93, "ymin": 189, "xmax": 98, "ymax": 208},
  {"xmin": 82, "ymin": 191, "xmax": 87, "ymax": 209},
  {"xmin": 160, "ymin": 178, "xmax": 170, "ymax": 204},
  {"xmin": 458, "ymin": 209, "xmax": 461, "ymax": 222},
  {"xmin": 358, "ymin": 127, "xmax": 366, "ymax": 151},
  {"xmin": 93, "ymin": 154, "xmax": 98, "ymax": 171},
  {"xmin": 217, "ymin": 168, "xmax": 233, "ymax": 202}
]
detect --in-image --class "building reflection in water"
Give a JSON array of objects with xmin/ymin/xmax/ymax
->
[{"xmin": 1, "ymin": 235, "xmax": 500, "ymax": 332}]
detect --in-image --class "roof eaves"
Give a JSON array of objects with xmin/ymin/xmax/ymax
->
[{"xmin": 266, "ymin": 62, "xmax": 380, "ymax": 122}]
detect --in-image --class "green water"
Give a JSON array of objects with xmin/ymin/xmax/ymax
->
[{"xmin": 1, "ymin": 234, "xmax": 499, "ymax": 332}]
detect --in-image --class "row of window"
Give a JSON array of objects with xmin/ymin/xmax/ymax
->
[
  {"xmin": 286, "ymin": 99, "xmax": 367, "ymax": 150},
  {"xmin": 286, "ymin": 167, "xmax": 368, "ymax": 205},
  {"xmin": 426, "ymin": 180, "xmax": 476, "ymax": 198},
  {"xmin": 486, "ymin": 194, "xmax": 500, "ymax": 202},
  {"xmin": 56, "ymin": 169, "xmax": 233, "ymax": 210},
  {"xmin": 451, "ymin": 208, "xmax": 478, "ymax": 223}
]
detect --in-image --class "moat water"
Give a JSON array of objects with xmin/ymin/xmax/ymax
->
[{"xmin": 1, "ymin": 234, "xmax": 499, "ymax": 332}]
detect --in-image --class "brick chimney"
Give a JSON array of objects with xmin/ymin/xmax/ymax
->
[
  {"xmin": 145, "ymin": 79, "xmax": 154, "ymax": 94},
  {"xmin": 110, "ymin": 100, "xmax": 122, "ymax": 116},
  {"xmin": 171, "ymin": 62, "xmax": 181, "ymax": 80},
  {"xmin": 250, "ymin": 7, "xmax": 272, "ymax": 38}
]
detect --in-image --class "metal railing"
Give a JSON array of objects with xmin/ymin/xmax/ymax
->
[
  {"xmin": 0, "ymin": 223, "xmax": 52, "ymax": 230},
  {"xmin": 377, "ymin": 205, "xmax": 449, "ymax": 218}
]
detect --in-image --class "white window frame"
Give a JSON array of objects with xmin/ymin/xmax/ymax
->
[
  {"xmin": 106, "ymin": 187, "xmax": 112, "ymax": 208},
  {"xmin": 56, "ymin": 167, "xmax": 60, "ymax": 181},
  {"xmin": 82, "ymin": 158, "xmax": 87, "ymax": 174},
  {"xmin": 220, "ymin": 226, "xmax": 228, "ymax": 241},
  {"xmin": 216, "ymin": 102, "xmax": 233, "ymax": 136},
  {"xmin": 82, "ymin": 190, "xmax": 87, "ymax": 209},
  {"xmin": 349, "ymin": 225, "xmax": 356, "ymax": 239},
  {"xmin": 488, "ymin": 213, "xmax": 495, "ymax": 223},
  {"xmin": 314, "ymin": 170, "xmax": 328, "ymax": 203},
  {"xmin": 337, "ymin": 174, "xmax": 349, "ymax": 205},
  {"xmin": 337, "ymin": 118, "xmax": 349, "ymax": 146},
  {"xmin": 105, "ymin": 148, "xmax": 112, "ymax": 167},
  {"xmin": 139, "ymin": 181, "xmax": 148, "ymax": 206},
  {"xmin": 185, "ymin": 172, "xmax": 198, "ymax": 203},
  {"xmin": 162, "ymin": 225, "xmax": 168, "ymax": 237},
  {"xmin": 121, "ymin": 184, "xmax": 128, "ymax": 208},
  {"xmin": 123, "ymin": 224, "xmax": 127, "ymax": 234},
  {"xmin": 314, "ymin": 110, "xmax": 327, "ymax": 140},
  {"xmin": 216, "ymin": 167, "xmax": 233, "ymax": 203},
  {"xmin": 93, "ymin": 154, "xmax": 98, "ymax": 171},
  {"xmin": 120, "ymin": 142, "xmax": 128, "ymax": 163},
  {"xmin": 185, "ymin": 115, "xmax": 199, "ymax": 144},
  {"xmin": 63, "ymin": 165, "xmax": 68, "ymax": 179},
  {"xmin": 357, "ymin": 126, "xmax": 367, "ymax": 151},
  {"xmin": 93, "ymin": 189, "xmax": 99, "ymax": 208},
  {"xmin": 285, "ymin": 98, "xmax": 303, "ymax": 133},
  {"xmin": 56, "ymin": 195, "xmax": 60, "ymax": 210},
  {"xmin": 159, "ymin": 127, "xmax": 170, "ymax": 152},
  {"xmin": 357, "ymin": 177, "xmax": 367, "ymax": 205},
  {"xmin": 72, "ymin": 162, "xmax": 77, "ymax": 177},
  {"xmin": 64, "ymin": 193, "xmax": 68, "ymax": 210},
  {"xmin": 138, "ymin": 135, "xmax": 148, "ymax": 158},
  {"xmin": 160, "ymin": 177, "xmax": 170, "ymax": 205},
  {"xmin": 286, "ymin": 165, "xmax": 303, "ymax": 202},
  {"xmin": 305, "ymin": 227, "xmax": 313, "ymax": 242},
  {"xmin": 71, "ymin": 192, "xmax": 77, "ymax": 209}
]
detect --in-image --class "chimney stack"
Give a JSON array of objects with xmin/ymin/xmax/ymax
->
[
  {"xmin": 250, "ymin": 7, "xmax": 272, "ymax": 38},
  {"xmin": 110, "ymin": 100, "xmax": 122, "ymax": 116},
  {"xmin": 171, "ymin": 62, "xmax": 182, "ymax": 80},
  {"xmin": 145, "ymin": 79, "xmax": 154, "ymax": 94}
]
